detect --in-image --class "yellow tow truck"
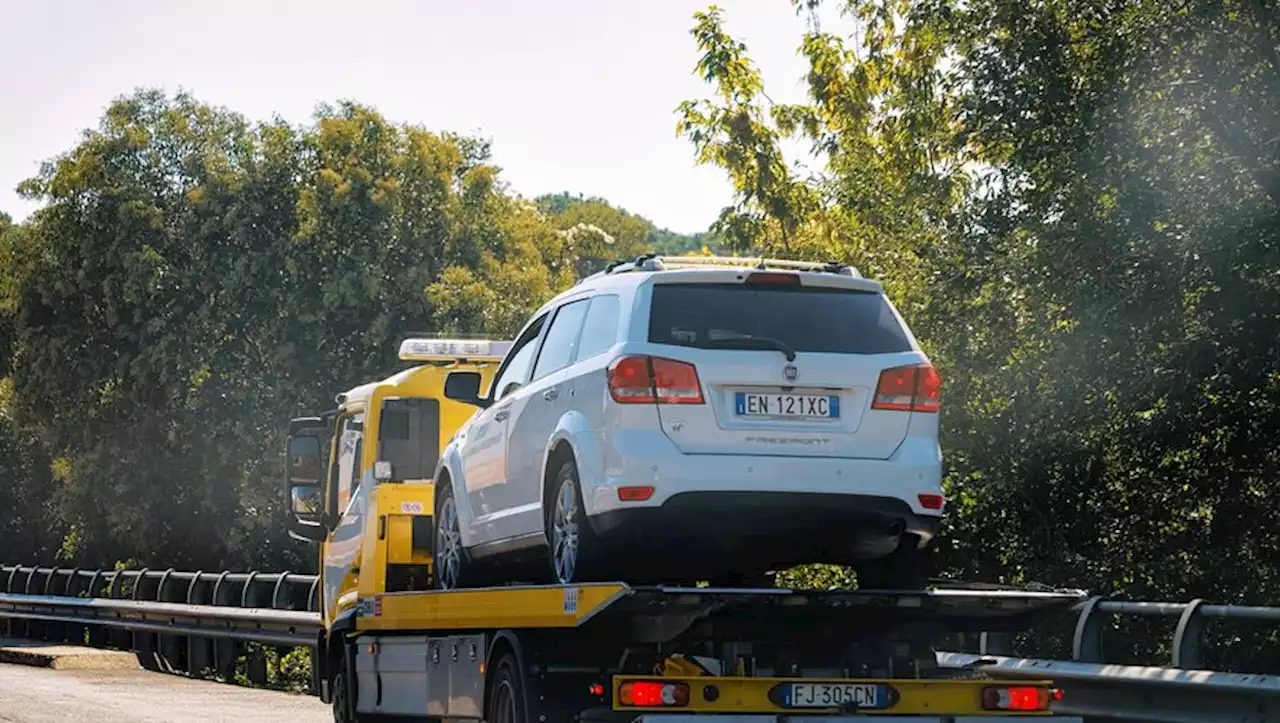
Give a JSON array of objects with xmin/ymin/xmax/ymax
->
[{"xmin": 283, "ymin": 338, "xmax": 1082, "ymax": 722}]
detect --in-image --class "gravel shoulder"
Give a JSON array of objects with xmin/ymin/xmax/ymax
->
[{"xmin": 0, "ymin": 663, "xmax": 330, "ymax": 722}]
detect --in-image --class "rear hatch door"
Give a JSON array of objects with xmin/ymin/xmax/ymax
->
[{"xmin": 643, "ymin": 272, "xmax": 926, "ymax": 460}]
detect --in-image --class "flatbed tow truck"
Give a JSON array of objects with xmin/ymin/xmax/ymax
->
[{"xmin": 282, "ymin": 338, "xmax": 1086, "ymax": 722}]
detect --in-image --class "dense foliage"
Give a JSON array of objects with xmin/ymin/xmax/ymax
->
[{"xmin": 0, "ymin": 0, "xmax": 1276, "ymax": 666}]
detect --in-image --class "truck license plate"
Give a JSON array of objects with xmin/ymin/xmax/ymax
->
[
  {"xmin": 776, "ymin": 682, "xmax": 892, "ymax": 709},
  {"xmin": 735, "ymin": 392, "xmax": 839, "ymax": 419}
]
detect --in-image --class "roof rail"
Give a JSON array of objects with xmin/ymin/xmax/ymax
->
[{"xmin": 601, "ymin": 254, "xmax": 860, "ymax": 278}]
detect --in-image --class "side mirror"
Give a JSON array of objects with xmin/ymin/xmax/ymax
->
[
  {"xmin": 285, "ymin": 433, "xmax": 330, "ymax": 542},
  {"xmin": 444, "ymin": 371, "xmax": 489, "ymax": 408}
]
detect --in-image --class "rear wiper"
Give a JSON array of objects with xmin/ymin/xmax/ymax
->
[{"xmin": 699, "ymin": 335, "xmax": 797, "ymax": 361}]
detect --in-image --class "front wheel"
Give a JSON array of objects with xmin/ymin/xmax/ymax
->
[
  {"xmin": 331, "ymin": 643, "xmax": 366, "ymax": 723},
  {"xmin": 546, "ymin": 460, "xmax": 601, "ymax": 584},
  {"xmin": 433, "ymin": 479, "xmax": 471, "ymax": 590}
]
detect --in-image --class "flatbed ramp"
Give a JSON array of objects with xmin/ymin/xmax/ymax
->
[{"xmin": 327, "ymin": 583, "xmax": 1086, "ymax": 721}]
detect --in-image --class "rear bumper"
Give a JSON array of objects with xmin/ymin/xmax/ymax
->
[
  {"xmin": 620, "ymin": 718, "xmax": 1082, "ymax": 722},
  {"xmin": 589, "ymin": 429, "xmax": 941, "ymax": 512},
  {"xmin": 588, "ymin": 491, "xmax": 941, "ymax": 570},
  {"xmin": 619, "ymin": 711, "xmax": 1080, "ymax": 716},
  {"xmin": 592, "ymin": 491, "xmax": 940, "ymax": 542}
]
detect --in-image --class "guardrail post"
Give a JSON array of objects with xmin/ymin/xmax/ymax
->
[
  {"xmin": 63, "ymin": 568, "xmax": 86, "ymax": 644},
  {"xmin": 106, "ymin": 570, "xmax": 132, "ymax": 652},
  {"xmin": 1172, "ymin": 598, "xmax": 1207, "ymax": 669},
  {"xmin": 242, "ymin": 571, "xmax": 268, "ymax": 686},
  {"xmin": 2, "ymin": 566, "xmax": 18, "ymax": 638},
  {"xmin": 1072, "ymin": 595, "xmax": 1109, "ymax": 663},
  {"xmin": 23, "ymin": 567, "xmax": 42, "ymax": 641},
  {"xmin": 86, "ymin": 570, "xmax": 108, "ymax": 648},
  {"xmin": 41, "ymin": 568, "xmax": 64, "ymax": 643},
  {"xmin": 132, "ymin": 567, "xmax": 160, "ymax": 670},
  {"xmin": 153, "ymin": 568, "xmax": 180, "ymax": 674},
  {"xmin": 211, "ymin": 571, "xmax": 237, "ymax": 682},
  {"xmin": 186, "ymin": 571, "xmax": 213, "ymax": 679}
]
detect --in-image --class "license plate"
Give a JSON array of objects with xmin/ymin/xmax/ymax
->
[
  {"xmin": 773, "ymin": 682, "xmax": 893, "ymax": 709},
  {"xmin": 735, "ymin": 392, "xmax": 839, "ymax": 419}
]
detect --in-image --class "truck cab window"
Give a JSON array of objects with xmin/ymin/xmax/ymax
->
[{"xmin": 334, "ymin": 411, "xmax": 365, "ymax": 512}]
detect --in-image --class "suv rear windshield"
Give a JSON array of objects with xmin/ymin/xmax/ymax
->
[{"xmin": 647, "ymin": 283, "xmax": 913, "ymax": 355}]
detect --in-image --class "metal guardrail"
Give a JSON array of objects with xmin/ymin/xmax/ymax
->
[
  {"xmin": 0, "ymin": 564, "xmax": 320, "ymax": 689},
  {"xmin": 2, "ymin": 564, "xmax": 1278, "ymax": 720}
]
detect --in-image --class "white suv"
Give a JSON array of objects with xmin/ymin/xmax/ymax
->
[{"xmin": 433, "ymin": 256, "xmax": 944, "ymax": 590}]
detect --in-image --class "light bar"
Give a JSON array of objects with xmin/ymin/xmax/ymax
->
[{"xmin": 398, "ymin": 338, "xmax": 513, "ymax": 362}]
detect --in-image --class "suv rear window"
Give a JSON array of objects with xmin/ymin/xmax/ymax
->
[{"xmin": 647, "ymin": 283, "xmax": 913, "ymax": 355}]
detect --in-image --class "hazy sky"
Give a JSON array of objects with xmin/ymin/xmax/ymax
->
[{"xmin": 0, "ymin": 0, "xmax": 828, "ymax": 233}]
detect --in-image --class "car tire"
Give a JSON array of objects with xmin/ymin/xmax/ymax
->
[
  {"xmin": 433, "ymin": 479, "xmax": 472, "ymax": 590},
  {"xmin": 854, "ymin": 535, "xmax": 931, "ymax": 590},
  {"xmin": 546, "ymin": 459, "xmax": 601, "ymax": 585}
]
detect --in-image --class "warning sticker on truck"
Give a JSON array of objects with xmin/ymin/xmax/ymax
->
[{"xmin": 563, "ymin": 587, "xmax": 579, "ymax": 615}]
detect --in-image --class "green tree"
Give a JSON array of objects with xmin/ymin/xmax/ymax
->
[
  {"xmin": 3, "ymin": 90, "xmax": 576, "ymax": 571},
  {"xmin": 679, "ymin": 0, "xmax": 1279, "ymax": 631}
]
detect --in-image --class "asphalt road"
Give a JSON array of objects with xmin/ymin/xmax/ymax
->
[{"xmin": 0, "ymin": 664, "xmax": 331, "ymax": 722}]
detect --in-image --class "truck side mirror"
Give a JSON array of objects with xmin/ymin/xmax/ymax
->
[
  {"xmin": 285, "ymin": 433, "xmax": 330, "ymax": 542},
  {"xmin": 444, "ymin": 371, "xmax": 489, "ymax": 408}
]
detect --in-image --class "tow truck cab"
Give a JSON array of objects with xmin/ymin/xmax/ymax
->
[{"xmin": 282, "ymin": 337, "xmax": 510, "ymax": 630}]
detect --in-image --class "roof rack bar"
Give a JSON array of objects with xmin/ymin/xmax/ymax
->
[
  {"xmin": 656, "ymin": 256, "xmax": 837, "ymax": 271},
  {"xmin": 614, "ymin": 255, "xmax": 860, "ymax": 277}
]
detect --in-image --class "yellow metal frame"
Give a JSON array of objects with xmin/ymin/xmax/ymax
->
[
  {"xmin": 611, "ymin": 675, "xmax": 1058, "ymax": 716},
  {"xmin": 354, "ymin": 583, "xmax": 630, "ymax": 631}
]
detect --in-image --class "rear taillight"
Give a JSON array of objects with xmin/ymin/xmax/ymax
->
[
  {"xmin": 980, "ymin": 685, "xmax": 1058, "ymax": 711},
  {"xmin": 607, "ymin": 355, "xmax": 704, "ymax": 405},
  {"xmin": 618, "ymin": 680, "xmax": 690, "ymax": 707},
  {"xmin": 871, "ymin": 364, "xmax": 940, "ymax": 413}
]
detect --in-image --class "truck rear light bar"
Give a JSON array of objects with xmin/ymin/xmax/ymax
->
[
  {"xmin": 871, "ymin": 364, "xmax": 941, "ymax": 413},
  {"xmin": 618, "ymin": 680, "xmax": 690, "ymax": 707},
  {"xmin": 980, "ymin": 685, "xmax": 1061, "ymax": 711},
  {"xmin": 607, "ymin": 355, "xmax": 705, "ymax": 405}
]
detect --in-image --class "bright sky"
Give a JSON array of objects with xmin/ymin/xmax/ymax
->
[{"xmin": 0, "ymin": 0, "xmax": 828, "ymax": 234}]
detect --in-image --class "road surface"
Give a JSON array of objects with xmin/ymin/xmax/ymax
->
[{"xmin": 0, "ymin": 663, "xmax": 330, "ymax": 722}]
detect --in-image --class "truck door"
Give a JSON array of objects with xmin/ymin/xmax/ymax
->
[{"xmin": 322, "ymin": 409, "xmax": 367, "ymax": 622}]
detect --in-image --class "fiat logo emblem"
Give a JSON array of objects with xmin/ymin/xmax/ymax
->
[{"xmin": 783, "ymin": 364, "xmax": 798, "ymax": 381}]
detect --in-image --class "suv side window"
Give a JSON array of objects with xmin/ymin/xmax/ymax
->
[
  {"xmin": 531, "ymin": 299, "xmax": 590, "ymax": 381},
  {"xmin": 490, "ymin": 314, "xmax": 547, "ymax": 401},
  {"xmin": 573, "ymin": 294, "xmax": 621, "ymax": 362}
]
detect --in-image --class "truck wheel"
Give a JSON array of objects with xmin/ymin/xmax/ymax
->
[
  {"xmin": 486, "ymin": 652, "xmax": 529, "ymax": 723},
  {"xmin": 547, "ymin": 460, "xmax": 600, "ymax": 584},
  {"xmin": 332, "ymin": 643, "xmax": 364, "ymax": 723},
  {"xmin": 433, "ymin": 480, "xmax": 471, "ymax": 590}
]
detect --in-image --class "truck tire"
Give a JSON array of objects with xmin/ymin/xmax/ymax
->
[
  {"xmin": 546, "ymin": 459, "xmax": 601, "ymax": 585},
  {"xmin": 332, "ymin": 643, "xmax": 366, "ymax": 723},
  {"xmin": 432, "ymin": 479, "xmax": 472, "ymax": 590},
  {"xmin": 486, "ymin": 652, "xmax": 530, "ymax": 723}
]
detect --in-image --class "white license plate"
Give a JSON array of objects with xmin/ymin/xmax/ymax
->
[
  {"xmin": 734, "ymin": 392, "xmax": 840, "ymax": 419},
  {"xmin": 779, "ymin": 682, "xmax": 890, "ymax": 709}
]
